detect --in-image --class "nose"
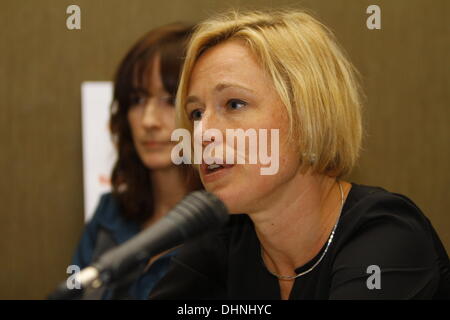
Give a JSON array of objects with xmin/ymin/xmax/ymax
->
[
  {"xmin": 197, "ymin": 110, "xmax": 224, "ymax": 148},
  {"xmin": 141, "ymin": 98, "xmax": 161, "ymax": 129}
]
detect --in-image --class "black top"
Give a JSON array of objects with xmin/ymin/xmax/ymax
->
[{"xmin": 150, "ymin": 183, "xmax": 450, "ymax": 299}]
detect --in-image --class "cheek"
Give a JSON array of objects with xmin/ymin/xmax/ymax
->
[
  {"xmin": 246, "ymin": 135, "xmax": 299, "ymax": 182},
  {"xmin": 127, "ymin": 109, "xmax": 141, "ymax": 135}
]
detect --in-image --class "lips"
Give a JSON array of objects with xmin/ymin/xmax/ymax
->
[
  {"xmin": 200, "ymin": 162, "xmax": 234, "ymax": 183},
  {"xmin": 143, "ymin": 141, "xmax": 170, "ymax": 148},
  {"xmin": 205, "ymin": 163, "xmax": 234, "ymax": 172}
]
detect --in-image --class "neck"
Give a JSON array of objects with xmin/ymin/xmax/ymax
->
[
  {"xmin": 250, "ymin": 171, "xmax": 347, "ymax": 277},
  {"xmin": 143, "ymin": 166, "xmax": 189, "ymax": 228}
]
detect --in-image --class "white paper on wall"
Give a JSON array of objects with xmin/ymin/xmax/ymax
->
[{"xmin": 81, "ymin": 81, "xmax": 116, "ymax": 221}]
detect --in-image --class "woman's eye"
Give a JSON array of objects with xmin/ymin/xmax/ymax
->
[
  {"xmin": 130, "ymin": 95, "xmax": 147, "ymax": 106},
  {"xmin": 189, "ymin": 109, "xmax": 203, "ymax": 120},
  {"xmin": 137, "ymin": 96, "xmax": 148, "ymax": 105},
  {"xmin": 227, "ymin": 99, "xmax": 247, "ymax": 110},
  {"xmin": 162, "ymin": 95, "xmax": 175, "ymax": 106}
]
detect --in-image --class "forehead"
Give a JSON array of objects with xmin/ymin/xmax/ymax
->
[
  {"xmin": 148, "ymin": 54, "xmax": 165, "ymax": 92},
  {"xmin": 132, "ymin": 54, "xmax": 167, "ymax": 94},
  {"xmin": 188, "ymin": 40, "xmax": 268, "ymax": 91}
]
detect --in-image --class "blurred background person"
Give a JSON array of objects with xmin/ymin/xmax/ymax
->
[{"xmin": 72, "ymin": 23, "xmax": 201, "ymax": 299}]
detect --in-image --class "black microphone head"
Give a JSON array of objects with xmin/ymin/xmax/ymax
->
[
  {"xmin": 168, "ymin": 190, "xmax": 229, "ymax": 239},
  {"xmin": 88, "ymin": 190, "xmax": 229, "ymax": 286}
]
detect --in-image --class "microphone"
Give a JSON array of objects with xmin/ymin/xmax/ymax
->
[{"xmin": 48, "ymin": 191, "xmax": 229, "ymax": 299}]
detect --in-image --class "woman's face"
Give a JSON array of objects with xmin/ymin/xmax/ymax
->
[
  {"xmin": 186, "ymin": 40, "xmax": 301, "ymax": 214},
  {"xmin": 128, "ymin": 55, "xmax": 177, "ymax": 170}
]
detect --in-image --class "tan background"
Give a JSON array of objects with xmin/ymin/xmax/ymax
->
[{"xmin": 0, "ymin": 0, "xmax": 448, "ymax": 299}]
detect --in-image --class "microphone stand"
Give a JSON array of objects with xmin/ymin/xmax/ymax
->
[
  {"xmin": 48, "ymin": 258, "xmax": 149, "ymax": 300},
  {"xmin": 47, "ymin": 191, "xmax": 229, "ymax": 300}
]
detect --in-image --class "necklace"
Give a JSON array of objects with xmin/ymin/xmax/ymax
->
[{"xmin": 261, "ymin": 180, "xmax": 344, "ymax": 281}]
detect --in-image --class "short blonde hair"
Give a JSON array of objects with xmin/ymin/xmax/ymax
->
[{"xmin": 177, "ymin": 9, "xmax": 363, "ymax": 177}]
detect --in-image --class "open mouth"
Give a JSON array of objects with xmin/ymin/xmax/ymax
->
[{"xmin": 201, "ymin": 163, "xmax": 234, "ymax": 176}]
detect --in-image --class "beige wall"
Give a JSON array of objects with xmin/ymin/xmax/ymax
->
[{"xmin": 0, "ymin": 0, "xmax": 448, "ymax": 299}]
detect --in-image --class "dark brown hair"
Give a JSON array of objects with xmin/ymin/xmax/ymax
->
[{"xmin": 109, "ymin": 23, "xmax": 201, "ymax": 225}]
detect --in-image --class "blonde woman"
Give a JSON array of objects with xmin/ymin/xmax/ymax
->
[{"xmin": 151, "ymin": 10, "xmax": 449, "ymax": 299}]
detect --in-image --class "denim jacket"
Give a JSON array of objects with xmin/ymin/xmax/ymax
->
[{"xmin": 71, "ymin": 193, "xmax": 177, "ymax": 299}]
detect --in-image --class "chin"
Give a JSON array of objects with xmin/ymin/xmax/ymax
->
[
  {"xmin": 205, "ymin": 184, "xmax": 253, "ymax": 214},
  {"xmin": 142, "ymin": 157, "xmax": 174, "ymax": 170}
]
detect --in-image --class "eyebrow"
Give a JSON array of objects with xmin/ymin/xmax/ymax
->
[
  {"xmin": 214, "ymin": 82, "xmax": 255, "ymax": 93},
  {"xmin": 185, "ymin": 82, "xmax": 255, "ymax": 106},
  {"xmin": 185, "ymin": 95, "xmax": 202, "ymax": 106}
]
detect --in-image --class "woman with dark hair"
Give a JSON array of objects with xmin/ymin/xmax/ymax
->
[{"xmin": 72, "ymin": 23, "xmax": 201, "ymax": 299}]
